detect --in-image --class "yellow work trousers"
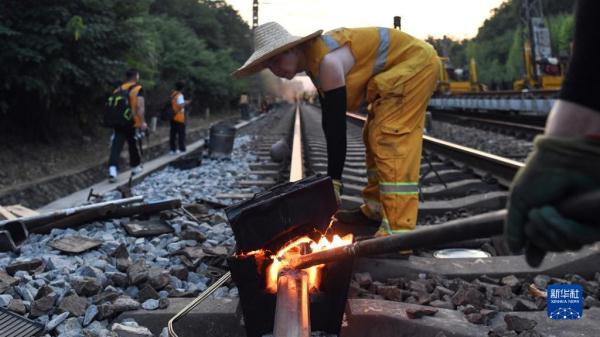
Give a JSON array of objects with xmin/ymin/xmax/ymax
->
[{"xmin": 361, "ymin": 57, "xmax": 440, "ymax": 235}]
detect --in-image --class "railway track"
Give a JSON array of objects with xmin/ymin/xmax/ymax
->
[
  {"xmin": 185, "ymin": 103, "xmax": 597, "ymax": 337},
  {"xmin": 297, "ymin": 104, "xmax": 599, "ymax": 337},
  {"xmin": 429, "ymin": 110, "xmax": 545, "ymax": 140},
  {"xmin": 429, "ymin": 89, "xmax": 558, "ymax": 116},
  {"xmin": 2, "ymin": 103, "xmax": 598, "ymax": 337}
]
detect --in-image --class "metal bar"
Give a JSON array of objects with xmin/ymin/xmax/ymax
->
[
  {"xmin": 0, "ymin": 196, "xmax": 143, "ymax": 228},
  {"xmin": 27, "ymin": 198, "xmax": 181, "ymax": 233},
  {"xmin": 30, "ymin": 204, "xmax": 118, "ymax": 234},
  {"xmin": 273, "ymin": 269, "xmax": 310, "ymax": 337},
  {"xmin": 290, "ymin": 103, "xmax": 304, "ymax": 182},
  {"xmin": 167, "ymin": 271, "xmax": 231, "ymax": 337}
]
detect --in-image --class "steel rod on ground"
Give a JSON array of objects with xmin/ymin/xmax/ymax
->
[
  {"xmin": 27, "ymin": 198, "xmax": 181, "ymax": 233},
  {"xmin": 273, "ymin": 269, "xmax": 310, "ymax": 337},
  {"xmin": 0, "ymin": 196, "xmax": 144, "ymax": 228}
]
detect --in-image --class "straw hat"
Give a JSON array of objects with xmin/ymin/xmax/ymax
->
[{"xmin": 233, "ymin": 22, "xmax": 322, "ymax": 78}]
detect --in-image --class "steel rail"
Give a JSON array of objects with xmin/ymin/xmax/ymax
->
[
  {"xmin": 346, "ymin": 112, "xmax": 524, "ymax": 186},
  {"xmin": 168, "ymin": 103, "xmax": 306, "ymax": 337},
  {"xmin": 431, "ymin": 111, "xmax": 545, "ymax": 136},
  {"xmin": 290, "ymin": 102, "xmax": 305, "ymax": 182},
  {"xmin": 273, "ymin": 270, "xmax": 311, "ymax": 337}
]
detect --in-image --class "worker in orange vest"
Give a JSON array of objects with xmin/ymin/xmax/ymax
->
[
  {"xmin": 169, "ymin": 81, "xmax": 191, "ymax": 154},
  {"xmin": 108, "ymin": 68, "xmax": 147, "ymax": 183},
  {"xmin": 234, "ymin": 23, "xmax": 439, "ymax": 237}
]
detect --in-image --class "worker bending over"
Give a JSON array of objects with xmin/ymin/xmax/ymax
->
[{"xmin": 234, "ymin": 23, "xmax": 439, "ymax": 236}]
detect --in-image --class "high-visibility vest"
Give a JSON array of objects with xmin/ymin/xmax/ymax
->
[
  {"xmin": 171, "ymin": 90, "xmax": 185, "ymax": 123},
  {"xmin": 301, "ymin": 27, "xmax": 437, "ymax": 112},
  {"xmin": 117, "ymin": 81, "xmax": 143, "ymax": 127}
]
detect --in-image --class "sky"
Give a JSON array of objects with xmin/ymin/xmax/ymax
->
[{"xmin": 225, "ymin": 0, "xmax": 509, "ymax": 40}]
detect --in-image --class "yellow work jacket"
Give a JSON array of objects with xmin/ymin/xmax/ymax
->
[
  {"xmin": 118, "ymin": 81, "xmax": 143, "ymax": 128},
  {"xmin": 171, "ymin": 90, "xmax": 185, "ymax": 123},
  {"xmin": 301, "ymin": 27, "xmax": 436, "ymax": 112}
]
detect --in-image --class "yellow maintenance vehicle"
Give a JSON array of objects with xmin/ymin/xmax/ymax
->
[
  {"xmin": 513, "ymin": 0, "xmax": 565, "ymax": 90},
  {"xmin": 437, "ymin": 57, "xmax": 485, "ymax": 95}
]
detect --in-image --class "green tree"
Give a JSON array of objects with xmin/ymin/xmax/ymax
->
[{"xmin": 0, "ymin": 0, "xmax": 151, "ymax": 140}]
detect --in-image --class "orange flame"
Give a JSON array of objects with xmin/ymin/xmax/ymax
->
[{"xmin": 265, "ymin": 233, "xmax": 353, "ymax": 293}]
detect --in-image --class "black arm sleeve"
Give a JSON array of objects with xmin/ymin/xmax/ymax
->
[
  {"xmin": 558, "ymin": 0, "xmax": 600, "ymax": 113},
  {"xmin": 321, "ymin": 86, "xmax": 347, "ymax": 180}
]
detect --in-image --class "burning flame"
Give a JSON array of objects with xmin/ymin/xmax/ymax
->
[{"xmin": 265, "ymin": 233, "xmax": 353, "ymax": 293}]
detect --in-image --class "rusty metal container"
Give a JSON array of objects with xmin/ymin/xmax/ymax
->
[{"xmin": 209, "ymin": 123, "xmax": 236, "ymax": 158}]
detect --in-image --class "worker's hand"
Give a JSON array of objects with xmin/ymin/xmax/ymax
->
[
  {"xmin": 140, "ymin": 122, "xmax": 148, "ymax": 131},
  {"xmin": 505, "ymin": 136, "xmax": 600, "ymax": 266},
  {"xmin": 524, "ymin": 205, "xmax": 600, "ymax": 253},
  {"xmin": 332, "ymin": 179, "xmax": 343, "ymax": 205}
]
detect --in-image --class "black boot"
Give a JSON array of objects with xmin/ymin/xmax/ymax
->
[{"xmin": 334, "ymin": 208, "xmax": 380, "ymax": 227}]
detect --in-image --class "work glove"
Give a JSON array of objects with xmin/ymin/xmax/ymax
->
[
  {"xmin": 332, "ymin": 179, "xmax": 343, "ymax": 205},
  {"xmin": 505, "ymin": 136, "xmax": 600, "ymax": 267}
]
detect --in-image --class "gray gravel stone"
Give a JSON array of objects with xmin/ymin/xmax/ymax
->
[
  {"xmin": 84, "ymin": 304, "xmax": 98, "ymax": 326},
  {"xmin": 46, "ymin": 312, "xmax": 70, "ymax": 331},
  {"xmin": 7, "ymin": 299, "xmax": 26, "ymax": 314},
  {"xmin": 59, "ymin": 294, "xmax": 87, "ymax": 317},
  {"xmin": 72, "ymin": 277, "xmax": 102, "ymax": 296},
  {"xmin": 141, "ymin": 299, "xmax": 159, "ymax": 310},
  {"xmin": 111, "ymin": 323, "xmax": 153, "ymax": 337},
  {"xmin": 504, "ymin": 315, "xmax": 537, "ymax": 332},
  {"xmin": 0, "ymin": 294, "xmax": 13, "ymax": 307},
  {"xmin": 112, "ymin": 296, "xmax": 140, "ymax": 313}
]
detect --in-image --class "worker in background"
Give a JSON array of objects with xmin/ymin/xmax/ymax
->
[
  {"xmin": 169, "ymin": 81, "xmax": 191, "ymax": 154},
  {"xmin": 505, "ymin": 0, "xmax": 600, "ymax": 266},
  {"xmin": 108, "ymin": 69, "xmax": 147, "ymax": 183},
  {"xmin": 239, "ymin": 93, "xmax": 249, "ymax": 119},
  {"xmin": 234, "ymin": 22, "xmax": 439, "ymax": 237}
]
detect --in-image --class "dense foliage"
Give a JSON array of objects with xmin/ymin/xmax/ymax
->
[
  {"xmin": 426, "ymin": 0, "xmax": 576, "ymax": 89},
  {"xmin": 0, "ymin": 0, "xmax": 251, "ymax": 140}
]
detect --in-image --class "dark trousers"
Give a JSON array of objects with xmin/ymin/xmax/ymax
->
[
  {"xmin": 170, "ymin": 120, "xmax": 186, "ymax": 152},
  {"xmin": 109, "ymin": 126, "xmax": 140, "ymax": 169}
]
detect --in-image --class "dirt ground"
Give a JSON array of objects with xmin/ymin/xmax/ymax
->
[{"xmin": 0, "ymin": 111, "xmax": 237, "ymax": 195}]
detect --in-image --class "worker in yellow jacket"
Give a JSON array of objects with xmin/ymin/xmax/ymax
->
[{"xmin": 234, "ymin": 22, "xmax": 439, "ymax": 237}]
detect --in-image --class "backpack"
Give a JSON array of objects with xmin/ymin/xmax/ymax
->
[
  {"xmin": 160, "ymin": 98, "xmax": 174, "ymax": 121},
  {"xmin": 103, "ymin": 85, "xmax": 138, "ymax": 128}
]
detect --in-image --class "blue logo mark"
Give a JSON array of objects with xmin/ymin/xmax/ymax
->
[{"xmin": 547, "ymin": 284, "xmax": 583, "ymax": 320}]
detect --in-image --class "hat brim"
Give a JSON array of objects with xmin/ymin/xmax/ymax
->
[{"xmin": 232, "ymin": 29, "xmax": 323, "ymax": 78}]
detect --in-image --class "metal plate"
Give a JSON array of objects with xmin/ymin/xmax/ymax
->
[
  {"xmin": 0, "ymin": 307, "xmax": 45, "ymax": 337},
  {"xmin": 433, "ymin": 248, "xmax": 491, "ymax": 259}
]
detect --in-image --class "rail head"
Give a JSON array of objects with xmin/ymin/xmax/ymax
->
[{"xmin": 290, "ymin": 103, "xmax": 304, "ymax": 182}]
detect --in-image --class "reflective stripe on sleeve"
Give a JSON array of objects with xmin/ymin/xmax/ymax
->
[
  {"xmin": 373, "ymin": 27, "xmax": 390, "ymax": 74},
  {"xmin": 322, "ymin": 35, "xmax": 340, "ymax": 50}
]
